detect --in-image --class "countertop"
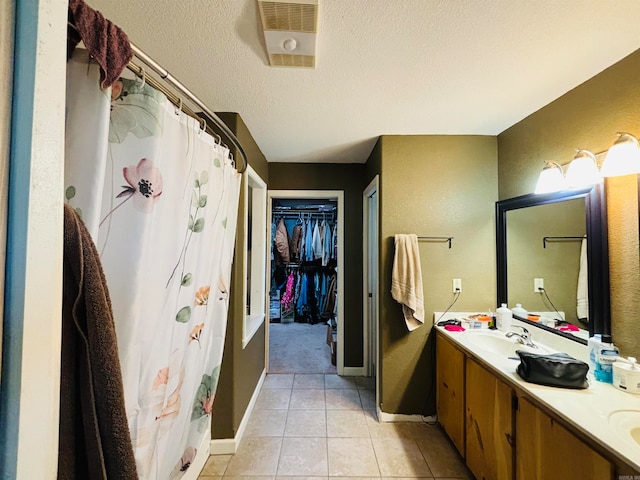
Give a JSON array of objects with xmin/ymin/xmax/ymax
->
[{"xmin": 435, "ymin": 313, "xmax": 640, "ymax": 473}]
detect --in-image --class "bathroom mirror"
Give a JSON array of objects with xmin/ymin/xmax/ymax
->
[{"xmin": 496, "ymin": 185, "xmax": 610, "ymax": 344}]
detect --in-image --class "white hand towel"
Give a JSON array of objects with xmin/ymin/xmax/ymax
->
[
  {"xmin": 391, "ymin": 234, "xmax": 425, "ymax": 331},
  {"xmin": 577, "ymin": 236, "xmax": 589, "ymax": 321}
]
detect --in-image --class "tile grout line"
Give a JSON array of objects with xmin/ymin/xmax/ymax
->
[
  {"xmin": 275, "ymin": 383, "xmax": 293, "ymax": 477},
  {"xmin": 325, "ymin": 381, "xmax": 330, "ymax": 477}
]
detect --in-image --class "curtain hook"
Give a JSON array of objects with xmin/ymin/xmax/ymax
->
[
  {"xmin": 174, "ymin": 97, "xmax": 182, "ymax": 115},
  {"xmin": 198, "ymin": 116, "xmax": 206, "ymax": 134}
]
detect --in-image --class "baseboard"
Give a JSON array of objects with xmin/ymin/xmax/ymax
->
[
  {"xmin": 377, "ymin": 406, "xmax": 437, "ymax": 424},
  {"xmin": 342, "ymin": 366, "xmax": 365, "ymax": 376},
  {"xmin": 208, "ymin": 438, "xmax": 236, "ymax": 455},
  {"xmin": 233, "ymin": 369, "xmax": 266, "ymax": 448},
  {"xmin": 184, "ymin": 422, "xmax": 212, "ymax": 480},
  {"xmin": 209, "ymin": 369, "xmax": 266, "ymax": 455}
]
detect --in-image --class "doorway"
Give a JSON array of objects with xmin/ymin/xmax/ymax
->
[{"xmin": 266, "ymin": 190, "xmax": 345, "ymax": 375}]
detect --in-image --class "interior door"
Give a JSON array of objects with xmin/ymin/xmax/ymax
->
[{"xmin": 367, "ymin": 189, "xmax": 378, "ymax": 376}]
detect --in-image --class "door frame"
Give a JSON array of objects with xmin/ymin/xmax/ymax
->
[
  {"xmin": 362, "ymin": 176, "xmax": 379, "ymax": 407},
  {"xmin": 266, "ymin": 190, "xmax": 345, "ymax": 375},
  {"xmin": 0, "ymin": 0, "xmax": 66, "ymax": 477}
]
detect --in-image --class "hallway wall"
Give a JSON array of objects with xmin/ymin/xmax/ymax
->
[
  {"xmin": 210, "ymin": 113, "xmax": 268, "ymax": 439},
  {"xmin": 269, "ymin": 163, "xmax": 366, "ymax": 368},
  {"xmin": 369, "ymin": 135, "xmax": 498, "ymax": 415}
]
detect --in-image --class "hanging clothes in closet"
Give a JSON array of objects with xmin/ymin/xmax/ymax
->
[{"xmin": 270, "ymin": 208, "xmax": 337, "ymax": 325}]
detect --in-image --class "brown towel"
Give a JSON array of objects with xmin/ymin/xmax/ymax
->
[
  {"xmin": 59, "ymin": 205, "xmax": 138, "ymax": 479},
  {"xmin": 67, "ymin": 0, "xmax": 133, "ymax": 89}
]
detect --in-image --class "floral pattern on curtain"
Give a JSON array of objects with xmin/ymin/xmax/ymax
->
[{"xmin": 65, "ymin": 49, "xmax": 241, "ymax": 479}]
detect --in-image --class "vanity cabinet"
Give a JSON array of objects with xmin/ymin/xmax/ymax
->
[
  {"xmin": 465, "ymin": 358, "xmax": 514, "ymax": 480},
  {"xmin": 435, "ymin": 334, "xmax": 465, "ymax": 456},
  {"xmin": 515, "ymin": 397, "xmax": 613, "ymax": 480},
  {"xmin": 435, "ymin": 330, "xmax": 625, "ymax": 480}
]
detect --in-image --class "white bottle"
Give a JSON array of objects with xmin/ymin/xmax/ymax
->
[
  {"xmin": 588, "ymin": 334, "xmax": 602, "ymax": 374},
  {"xmin": 511, "ymin": 303, "xmax": 528, "ymax": 319},
  {"xmin": 496, "ymin": 303, "xmax": 512, "ymax": 331}
]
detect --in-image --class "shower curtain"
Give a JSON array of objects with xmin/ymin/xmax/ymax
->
[{"xmin": 64, "ymin": 50, "xmax": 241, "ymax": 479}]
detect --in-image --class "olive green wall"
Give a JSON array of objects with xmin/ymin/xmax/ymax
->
[
  {"xmin": 210, "ymin": 113, "xmax": 268, "ymax": 439},
  {"xmin": 268, "ymin": 163, "xmax": 366, "ymax": 367},
  {"xmin": 375, "ymin": 135, "xmax": 498, "ymax": 415},
  {"xmin": 497, "ymin": 48, "xmax": 640, "ymax": 358},
  {"xmin": 507, "ymin": 199, "xmax": 585, "ymax": 325}
]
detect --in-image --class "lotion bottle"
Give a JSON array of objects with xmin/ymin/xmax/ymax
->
[
  {"xmin": 595, "ymin": 334, "xmax": 619, "ymax": 383},
  {"xmin": 496, "ymin": 303, "xmax": 512, "ymax": 331}
]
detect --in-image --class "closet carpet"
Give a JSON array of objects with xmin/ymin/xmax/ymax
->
[{"xmin": 269, "ymin": 322, "xmax": 337, "ymax": 374}]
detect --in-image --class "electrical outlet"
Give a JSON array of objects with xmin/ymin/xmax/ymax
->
[
  {"xmin": 534, "ymin": 278, "xmax": 544, "ymax": 292},
  {"xmin": 453, "ymin": 278, "xmax": 462, "ymax": 293}
]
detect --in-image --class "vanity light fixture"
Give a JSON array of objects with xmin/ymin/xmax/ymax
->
[
  {"xmin": 534, "ymin": 132, "xmax": 640, "ymax": 194},
  {"xmin": 600, "ymin": 132, "xmax": 640, "ymax": 177},
  {"xmin": 534, "ymin": 161, "xmax": 567, "ymax": 194},
  {"xmin": 565, "ymin": 149, "xmax": 602, "ymax": 188}
]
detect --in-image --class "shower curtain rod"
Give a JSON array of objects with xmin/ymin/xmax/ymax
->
[
  {"xmin": 67, "ymin": 21, "xmax": 248, "ymax": 173},
  {"xmin": 128, "ymin": 43, "xmax": 248, "ymax": 173}
]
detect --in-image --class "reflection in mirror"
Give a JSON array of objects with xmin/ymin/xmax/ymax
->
[
  {"xmin": 496, "ymin": 186, "xmax": 610, "ymax": 345},
  {"xmin": 507, "ymin": 199, "xmax": 585, "ymax": 331}
]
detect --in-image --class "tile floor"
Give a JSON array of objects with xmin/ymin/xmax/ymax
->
[{"xmin": 198, "ymin": 374, "xmax": 472, "ymax": 479}]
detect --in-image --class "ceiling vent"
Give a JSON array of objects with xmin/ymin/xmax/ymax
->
[{"xmin": 258, "ymin": 0, "xmax": 318, "ymax": 68}]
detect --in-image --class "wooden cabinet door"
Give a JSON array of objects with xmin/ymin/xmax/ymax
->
[
  {"xmin": 516, "ymin": 397, "xmax": 613, "ymax": 480},
  {"xmin": 465, "ymin": 358, "xmax": 514, "ymax": 480},
  {"xmin": 436, "ymin": 333, "xmax": 465, "ymax": 456}
]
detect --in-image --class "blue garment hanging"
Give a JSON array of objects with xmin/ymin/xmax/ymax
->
[
  {"xmin": 296, "ymin": 273, "xmax": 308, "ymax": 315},
  {"xmin": 304, "ymin": 218, "xmax": 314, "ymax": 261},
  {"xmin": 322, "ymin": 221, "xmax": 332, "ymax": 266}
]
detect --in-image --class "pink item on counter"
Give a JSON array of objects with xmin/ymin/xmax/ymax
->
[
  {"xmin": 444, "ymin": 325, "xmax": 465, "ymax": 332},
  {"xmin": 559, "ymin": 324, "xmax": 579, "ymax": 332}
]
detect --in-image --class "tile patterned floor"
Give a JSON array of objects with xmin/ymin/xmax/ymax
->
[{"xmin": 198, "ymin": 374, "xmax": 472, "ymax": 479}]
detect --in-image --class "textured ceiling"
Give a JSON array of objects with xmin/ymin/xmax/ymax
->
[{"xmin": 89, "ymin": 0, "xmax": 640, "ymax": 164}]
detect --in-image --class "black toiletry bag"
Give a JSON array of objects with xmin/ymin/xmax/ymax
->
[{"xmin": 516, "ymin": 350, "xmax": 589, "ymax": 389}]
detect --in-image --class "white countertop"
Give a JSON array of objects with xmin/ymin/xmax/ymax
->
[{"xmin": 434, "ymin": 312, "xmax": 640, "ymax": 472}]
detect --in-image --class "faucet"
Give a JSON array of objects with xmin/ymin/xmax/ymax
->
[{"xmin": 505, "ymin": 326, "xmax": 538, "ymax": 348}]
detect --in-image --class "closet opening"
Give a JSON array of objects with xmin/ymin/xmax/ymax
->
[{"xmin": 266, "ymin": 190, "xmax": 344, "ymax": 375}]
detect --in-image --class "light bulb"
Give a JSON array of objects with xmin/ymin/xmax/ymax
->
[
  {"xmin": 535, "ymin": 162, "xmax": 567, "ymax": 194},
  {"xmin": 600, "ymin": 133, "xmax": 640, "ymax": 177},
  {"xmin": 565, "ymin": 150, "xmax": 602, "ymax": 188}
]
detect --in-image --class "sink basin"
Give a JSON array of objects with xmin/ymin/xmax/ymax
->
[
  {"xmin": 465, "ymin": 332, "xmax": 553, "ymax": 358},
  {"xmin": 608, "ymin": 410, "xmax": 640, "ymax": 447}
]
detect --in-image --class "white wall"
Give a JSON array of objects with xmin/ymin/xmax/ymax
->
[{"xmin": 0, "ymin": 0, "xmax": 67, "ymax": 477}]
